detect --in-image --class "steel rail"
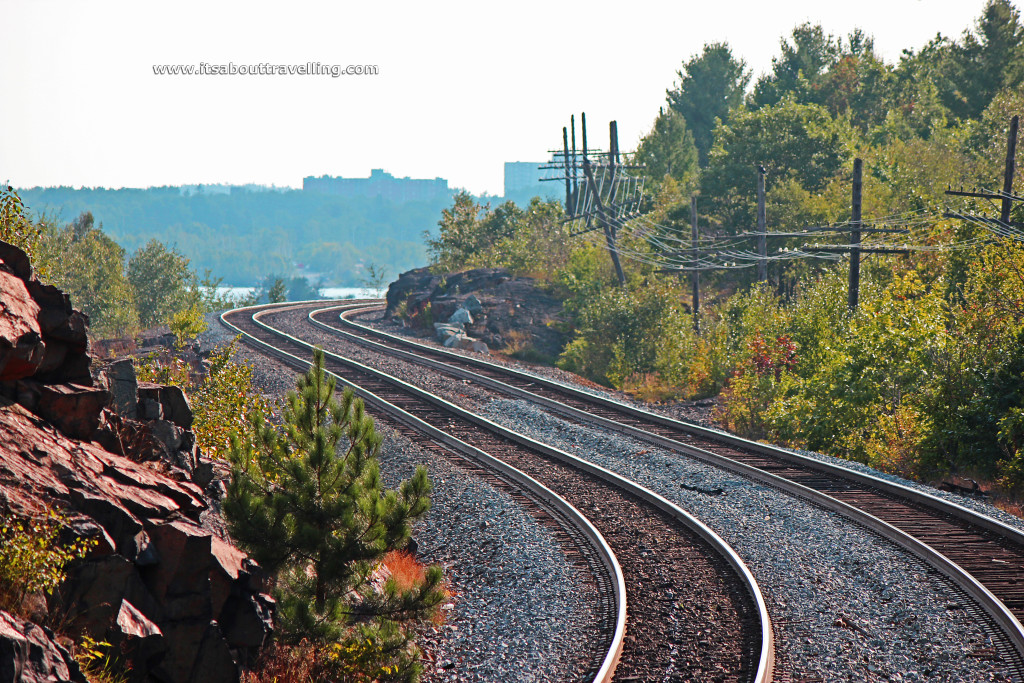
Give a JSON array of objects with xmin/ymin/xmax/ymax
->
[
  {"xmin": 222, "ymin": 301, "xmax": 775, "ymax": 683},
  {"xmin": 325, "ymin": 303, "xmax": 1024, "ymax": 546},
  {"xmin": 306, "ymin": 301, "xmax": 1024, "ymax": 667}
]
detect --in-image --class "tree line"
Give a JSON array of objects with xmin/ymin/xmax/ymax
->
[{"xmin": 426, "ymin": 0, "xmax": 1024, "ymax": 499}]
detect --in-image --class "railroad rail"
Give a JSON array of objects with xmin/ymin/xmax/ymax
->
[
  {"xmin": 222, "ymin": 301, "xmax": 774, "ymax": 683},
  {"xmin": 301, "ymin": 300, "xmax": 1024, "ymax": 676}
]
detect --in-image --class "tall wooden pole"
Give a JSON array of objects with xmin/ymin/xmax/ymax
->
[
  {"xmin": 581, "ymin": 113, "xmax": 626, "ymax": 286},
  {"xmin": 757, "ymin": 165, "xmax": 767, "ymax": 284},
  {"xmin": 848, "ymin": 158, "xmax": 863, "ymax": 310},
  {"xmin": 1002, "ymin": 115, "xmax": 1019, "ymax": 224},
  {"xmin": 691, "ymin": 195, "xmax": 700, "ymax": 334},
  {"xmin": 570, "ymin": 115, "xmax": 578, "ymax": 205},
  {"xmin": 562, "ymin": 126, "xmax": 572, "ymax": 213}
]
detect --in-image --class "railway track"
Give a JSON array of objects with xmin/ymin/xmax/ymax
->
[
  {"xmin": 222, "ymin": 301, "xmax": 774, "ymax": 683},
  {"xmin": 299, "ymin": 300, "xmax": 1024, "ymax": 677}
]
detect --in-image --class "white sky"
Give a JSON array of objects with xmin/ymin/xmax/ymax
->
[{"xmin": 0, "ymin": 0, "xmax": 1008, "ymax": 195}]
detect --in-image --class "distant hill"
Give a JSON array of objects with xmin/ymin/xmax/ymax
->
[{"xmin": 17, "ymin": 185, "xmax": 454, "ymax": 286}]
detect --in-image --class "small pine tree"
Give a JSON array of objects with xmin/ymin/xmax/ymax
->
[{"xmin": 223, "ymin": 348, "xmax": 443, "ymax": 649}]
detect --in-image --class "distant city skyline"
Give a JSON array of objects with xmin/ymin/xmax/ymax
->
[{"xmin": 1, "ymin": 0, "xmax": 1010, "ymax": 196}]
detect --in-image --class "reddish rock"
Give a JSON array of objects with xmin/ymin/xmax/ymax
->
[
  {"xmin": 34, "ymin": 383, "xmax": 109, "ymax": 441},
  {"xmin": 0, "ymin": 271, "xmax": 44, "ymax": 382},
  {"xmin": 113, "ymin": 600, "xmax": 166, "ymax": 682},
  {"xmin": 0, "ymin": 610, "xmax": 86, "ymax": 683},
  {"xmin": 0, "ymin": 238, "xmax": 273, "ymax": 682}
]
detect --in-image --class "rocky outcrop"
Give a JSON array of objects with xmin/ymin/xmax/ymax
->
[
  {"xmin": 386, "ymin": 266, "xmax": 569, "ymax": 362},
  {"xmin": 0, "ymin": 610, "xmax": 86, "ymax": 683},
  {"xmin": 0, "ymin": 240, "xmax": 273, "ymax": 683}
]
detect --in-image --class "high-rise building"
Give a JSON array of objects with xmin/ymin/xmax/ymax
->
[
  {"xmin": 503, "ymin": 161, "xmax": 561, "ymax": 205},
  {"xmin": 303, "ymin": 169, "xmax": 450, "ymax": 203}
]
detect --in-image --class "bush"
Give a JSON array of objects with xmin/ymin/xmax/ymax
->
[{"xmin": 0, "ymin": 505, "xmax": 95, "ymax": 618}]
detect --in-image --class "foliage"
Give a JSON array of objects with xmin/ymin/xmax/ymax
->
[
  {"xmin": 192, "ymin": 340, "xmax": 271, "ymax": 460},
  {"xmin": 74, "ymin": 635, "xmax": 128, "ymax": 683},
  {"xmin": 136, "ymin": 339, "xmax": 269, "ymax": 461},
  {"xmin": 425, "ymin": 193, "xmax": 567, "ymax": 278},
  {"xmin": 127, "ymin": 239, "xmax": 199, "ymax": 329},
  {"xmin": 0, "ymin": 505, "xmax": 96, "ymax": 618},
  {"xmin": 942, "ymin": 0, "xmax": 1024, "ymax": 121},
  {"xmin": 168, "ymin": 304, "xmax": 208, "ymax": 348},
  {"xmin": 224, "ymin": 348, "xmax": 443, "ymax": 678},
  {"xmin": 634, "ymin": 109, "xmax": 699, "ymax": 192},
  {"xmin": 0, "ymin": 186, "xmax": 43, "ymax": 263},
  {"xmin": 35, "ymin": 213, "xmax": 140, "ymax": 339},
  {"xmin": 666, "ymin": 42, "xmax": 750, "ymax": 165},
  {"xmin": 701, "ymin": 99, "xmax": 853, "ymax": 232}
]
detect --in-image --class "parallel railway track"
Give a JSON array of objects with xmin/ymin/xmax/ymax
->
[
  {"xmin": 222, "ymin": 301, "xmax": 774, "ymax": 683},
  {"xmin": 298, "ymin": 300, "xmax": 1024, "ymax": 678}
]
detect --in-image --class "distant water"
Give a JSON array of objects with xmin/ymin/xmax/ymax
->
[{"xmin": 213, "ymin": 286, "xmax": 385, "ymax": 301}]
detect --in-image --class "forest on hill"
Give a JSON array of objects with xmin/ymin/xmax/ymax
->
[
  {"xmin": 15, "ymin": 185, "xmax": 450, "ymax": 286},
  {"xmin": 423, "ymin": 0, "xmax": 1024, "ymax": 500}
]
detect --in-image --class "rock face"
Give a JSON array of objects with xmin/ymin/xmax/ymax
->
[
  {"xmin": 386, "ymin": 266, "xmax": 569, "ymax": 362},
  {"xmin": 0, "ymin": 240, "xmax": 273, "ymax": 683},
  {"xmin": 0, "ymin": 610, "xmax": 86, "ymax": 683}
]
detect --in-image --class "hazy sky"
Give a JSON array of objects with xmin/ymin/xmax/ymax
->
[{"xmin": 0, "ymin": 0, "xmax": 1010, "ymax": 195}]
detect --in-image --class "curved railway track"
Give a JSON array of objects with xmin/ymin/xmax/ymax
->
[
  {"xmin": 222, "ymin": 301, "xmax": 774, "ymax": 683},
  {"xmin": 299, "ymin": 300, "xmax": 1024, "ymax": 677}
]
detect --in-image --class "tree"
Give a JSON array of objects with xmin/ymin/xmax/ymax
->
[
  {"xmin": 0, "ymin": 186, "xmax": 42, "ymax": 263},
  {"xmin": 752, "ymin": 23, "xmax": 843, "ymax": 108},
  {"xmin": 666, "ymin": 42, "xmax": 750, "ymax": 165},
  {"xmin": 633, "ymin": 108, "xmax": 699, "ymax": 190},
  {"xmin": 36, "ymin": 213, "xmax": 139, "ymax": 338},
  {"xmin": 223, "ymin": 348, "xmax": 443, "ymax": 649},
  {"xmin": 946, "ymin": 0, "xmax": 1024, "ymax": 120},
  {"xmin": 699, "ymin": 100, "xmax": 852, "ymax": 232},
  {"xmin": 127, "ymin": 239, "xmax": 198, "ymax": 329}
]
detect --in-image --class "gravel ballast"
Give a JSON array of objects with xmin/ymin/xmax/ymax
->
[
  {"xmin": 483, "ymin": 398, "xmax": 1013, "ymax": 682},
  {"xmin": 209, "ymin": 313, "xmax": 602, "ymax": 682},
  {"xmin": 231, "ymin": 305, "xmax": 1023, "ymax": 681}
]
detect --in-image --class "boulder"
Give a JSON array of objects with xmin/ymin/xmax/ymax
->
[
  {"xmin": 0, "ymin": 241, "xmax": 32, "ymax": 281},
  {"xmin": 462, "ymin": 294, "xmax": 483, "ymax": 313},
  {"xmin": 34, "ymin": 383, "xmax": 109, "ymax": 441},
  {"xmin": 433, "ymin": 323, "xmax": 464, "ymax": 343},
  {"xmin": 448, "ymin": 307, "xmax": 473, "ymax": 325},
  {"xmin": 442, "ymin": 334, "xmax": 465, "ymax": 348},
  {"xmin": 0, "ymin": 610, "xmax": 86, "ymax": 683},
  {"xmin": 106, "ymin": 359, "xmax": 138, "ymax": 418},
  {"xmin": 159, "ymin": 385, "xmax": 194, "ymax": 429},
  {"xmin": 0, "ymin": 271, "xmax": 44, "ymax": 382},
  {"xmin": 112, "ymin": 600, "xmax": 166, "ymax": 682}
]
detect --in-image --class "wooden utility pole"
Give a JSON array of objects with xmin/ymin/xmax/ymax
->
[
  {"xmin": 691, "ymin": 195, "xmax": 700, "ymax": 334},
  {"xmin": 1002, "ymin": 115, "xmax": 1019, "ymax": 224},
  {"xmin": 562, "ymin": 126, "xmax": 572, "ymax": 210},
  {"xmin": 581, "ymin": 113, "xmax": 627, "ymax": 286},
  {"xmin": 757, "ymin": 165, "xmax": 767, "ymax": 283},
  {"xmin": 570, "ymin": 115, "xmax": 578, "ymax": 206},
  {"xmin": 848, "ymin": 158, "xmax": 863, "ymax": 310}
]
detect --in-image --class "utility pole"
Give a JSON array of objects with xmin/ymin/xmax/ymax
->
[
  {"xmin": 570, "ymin": 115, "xmax": 578, "ymax": 207},
  {"xmin": 944, "ymin": 116, "xmax": 1024, "ymax": 231},
  {"xmin": 562, "ymin": 126, "xmax": 572, "ymax": 211},
  {"xmin": 848, "ymin": 158, "xmax": 863, "ymax": 310},
  {"xmin": 1002, "ymin": 115, "xmax": 1019, "ymax": 224},
  {"xmin": 581, "ymin": 113, "xmax": 627, "ymax": 286},
  {"xmin": 757, "ymin": 165, "xmax": 767, "ymax": 284},
  {"xmin": 691, "ymin": 195, "xmax": 700, "ymax": 334}
]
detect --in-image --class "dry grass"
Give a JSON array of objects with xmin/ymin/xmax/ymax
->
[
  {"xmin": 382, "ymin": 550, "xmax": 425, "ymax": 592},
  {"xmin": 241, "ymin": 642, "xmax": 318, "ymax": 683}
]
